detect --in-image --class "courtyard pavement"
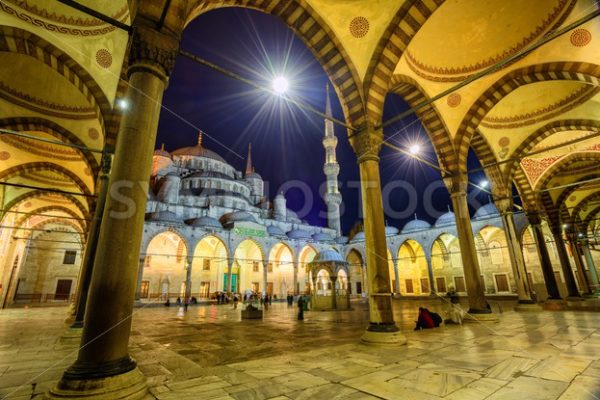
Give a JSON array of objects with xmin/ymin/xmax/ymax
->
[{"xmin": 1, "ymin": 299, "xmax": 600, "ymax": 399}]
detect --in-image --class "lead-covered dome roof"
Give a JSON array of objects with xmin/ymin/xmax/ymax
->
[
  {"xmin": 171, "ymin": 131, "xmax": 227, "ymax": 164},
  {"xmin": 402, "ymin": 218, "xmax": 431, "ymax": 233},
  {"xmin": 220, "ymin": 211, "xmax": 257, "ymax": 225},
  {"xmin": 148, "ymin": 210, "xmax": 184, "ymax": 224},
  {"xmin": 435, "ymin": 211, "xmax": 456, "ymax": 227},
  {"xmin": 287, "ymin": 229, "xmax": 312, "ymax": 240},
  {"xmin": 188, "ymin": 216, "xmax": 222, "ymax": 229},
  {"xmin": 313, "ymin": 249, "xmax": 345, "ymax": 263},
  {"xmin": 474, "ymin": 203, "xmax": 500, "ymax": 219}
]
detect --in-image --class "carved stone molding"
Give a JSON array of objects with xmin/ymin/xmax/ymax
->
[
  {"xmin": 350, "ymin": 127, "xmax": 383, "ymax": 162},
  {"xmin": 442, "ymin": 173, "xmax": 468, "ymax": 196},
  {"xmin": 128, "ymin": 25, "xmax": 179, "ymax": 81}
]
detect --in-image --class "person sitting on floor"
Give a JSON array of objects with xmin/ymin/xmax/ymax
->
[{"xmin": 414, "ymin": 307, "xmax": 435, "ymax": 330}]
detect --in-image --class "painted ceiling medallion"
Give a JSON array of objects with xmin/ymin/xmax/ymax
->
[
  {"xmin": 0, "ymin": 151, "xmax": 10, "ymax": 160},
  {"xmin": 88, "ymin": 128, "xmax": 100, "ymax": 140},
  {"xmin": 95, "ymin": 49, "xmax": 113, "ymax": 68},
  {"xmin": 570, "ymin": 29, "xmax": 591, "ymax": 47},
  {"xmin": 447, "ymin": 93, "xmax": 461, "ymax": 107},
  {"xmin": 498, "ymin": 137, "xmax": 510, "ymax": 147},
  {"xmin": 349, "ymin": 17, "xmax": 369, "ymax": 38},
  {"xmin": 569, "ymin": 195, "xmax": 577, "ymax": 202},
  {"xmin": 84, "ymin": 167, "xmax": 92, "ymax": 176},
  {"xmin": 23, "ymin": 201, "xmax": 32, "ymax": 208}
]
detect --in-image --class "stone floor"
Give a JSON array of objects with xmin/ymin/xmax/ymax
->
[{"xmin": 1, "ymin": 299, "xmax": 600, "ymax": 399}]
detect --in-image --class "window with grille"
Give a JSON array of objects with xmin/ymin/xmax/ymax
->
[
  {"xmin": 267, "ymin": 263, "xmax": 273, "ymax": 272},
  {"xmin": 252, "ymin": 261, "xmax": 259, "ymax": 272},
  {"xmin": 203, "ymin": 259, "xmax": 211, "ymax": 271}
]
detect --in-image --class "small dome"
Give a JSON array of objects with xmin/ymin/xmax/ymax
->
[
  {"xmin": 313, "ymin": 249, "xmax": 345, "ymax": 263},
  {"xmin": 352, "ymin": 231, "xmax": 365, "ymax": 241},
  {"xmin": 287, "ymin": 229, "xmax": 312, "ymax": 240},
  {"xmin": 267, "ymin": 225, "xmax": 286, "ymax": 237},
  {"xmin": 220, "ymin": 211, "xmax": 257, "ymax": 225},
  {"xmin": 312, "ymin": 232, "xmax": 333, "ymax": 241},
  {"xmin": 474, "ymin": 203, "xmax": 500, "ymax": 219},
  {"xmin": 385, "ymin": 226, "xmax": 399, "ymax": 236},
  {"xmin": 148, "ymin": 210, "xmax": 183, "ymax": 224},
  {"xmin": 188, "ymin": 216, "xmax": 222, "ymax": 229},
  {"xmin": 336, "ymin": 236, "xmax": 349, "ymax": 244},
  {"xmin": 154, "ymin": 145, "xmax": 171, "ymax": 158},
  {"xmin": 435, "ymin": 211, "xmax": 455, "ymax": 227},
  {"xmin": 402, "ymin": 219, "xmax": 431, "ymax": 234}
]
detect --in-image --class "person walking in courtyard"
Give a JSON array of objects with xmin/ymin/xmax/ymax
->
[
  {"xmin": 233, "ymin": 293, "xmax": 239, "ymax": 309},
  {"xmin": 297, "ymin": 296, "xmax": 305, "ymax": 320}
]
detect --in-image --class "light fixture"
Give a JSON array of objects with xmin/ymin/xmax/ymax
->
[
  {"xmin": 117, "ymin": 98, "xmax": 129, "ymax": 110},
  {"xmin": 563, "ymin": 224, "xmax": 568, "ymax": 229},
  {"xmin": 272, "ymin": 76, "xmax": 289, "ymax": 94},
  {"xmin": 409, "ymin": 144, "xmax": 421, "ymax": 155},
  {"xmin": 479, "ymin": 180, "xmax": 489, "ymax": 188}
]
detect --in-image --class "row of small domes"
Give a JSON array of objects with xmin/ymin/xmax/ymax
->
[
  {"xmin": 352, "ymin": 203, "xmax": 500, "ymax": 239},
  {"xmin": 147, "ymin": 210, "xmax": 340, "ymax": 241}
]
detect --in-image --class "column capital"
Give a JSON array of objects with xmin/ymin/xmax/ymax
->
[
  {"xmin": 526, "ymin": 212, "xmax": 544, "ymax": 226},
  {"xmin": 128, "ymin": 24, "xmax": 179, "ymax": 81},
  {"xmin": 349, "ymin": 126, "xmax": 383, "ymax": 163},
  {"xmin": 494, "ymin": 197, "xmax": 513, "ymax": 215},
  {"xmin": 442, "ymin": 173, "xmax": 468, "ymax": 196}
]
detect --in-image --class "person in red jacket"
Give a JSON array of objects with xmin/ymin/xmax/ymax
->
[{"xmin": 414, "ymin": 307, "xmax": 435, "ymax": 330}]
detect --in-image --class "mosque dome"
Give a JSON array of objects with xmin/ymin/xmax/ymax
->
[
  {"xmin": 402, "ymin": 218, "xmax": 431, "ymax": 234},
  {"xmin": 336, "ymin": 236, "xmax": 349, "ymax": 244},
  {"xmin": 267, "ymin": 225, "xmax": 286, "ymax": 237},
  {"xmin": 435, "ymin": 211, "xmax": 456, "ymax": 227},
  {"xmin": 188, "ymin": 216, "xmax": 222, "ymax": 229},
  {"xmin": 220, "ymin": 211, "xmax": 257, "ymax": 225},
  {"xmin": 474, "ymin": 203, "xmax": 500, "ymax": 219},
  {"xmin": 385, "ymin": 226, "xmax": 399, "ymax": 236},
  {"xmin": 312, "ymin": 232, "xmax": 333, "ymax": 241},
  {"xmin": 287, "ymin": 229, "xmax": 312, "ymax": 240},
  {"xmin": 154, "ymin": 144, "xmax": 171, "ymax": 158},
  {"xmin": 313, "ymin": 249, "xmax": 345, "ymax": 263},
  {"xmin": 171, "ymin": 131, "xmax": 227, "ymax": 164},
  {"xmin": 352, "ymin": 231, "xmax": 365, "ymax": 241},
  {"xmin": 148, "ymin": 210, "xmax": 184, "ymax": 224}
]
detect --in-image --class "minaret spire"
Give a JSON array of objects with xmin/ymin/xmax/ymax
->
[
  {"xmin": 197, "ymin": 130, "xmax": 203, "ymax": 146},
  {"xmin": 245, "ymin": 143, "xmax": 253, "ymax": 176},
  {"xmin": 322, "ymin": 83, "xmax": 342, "ymax": 236}
]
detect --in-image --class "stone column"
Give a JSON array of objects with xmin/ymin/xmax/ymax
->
[
  {"xmin": 227, "ymin": 258, "xmax": 233, "ymax": 293},
  {"xmin": 184, "ymin": 257, "xmax": 193, "ymax": 301},
  {"xmin": 330, "ymin": 275, "xmax": 338, "ymax": 310},
  {"xmin": 392, "ymin": 258, "xmax": 400, "ymax": 295},
  {"xmin": 134, "ymin": 256, "xmax": 145, "ymax": 301},
  {"xmin": 293, "ymin": 259, "xmax": 299, "ymax": 295},
  {"xmin": 424, "ymin": 252, "xmax": 435, "ymax": 295},
  {"xmin": 444, "ymin": 174, "xmax": 493, "ymax": 318},
  {"xmin": 49, "ymin": 25, "xmax": 178, "ymax": 399},
  {"xmin": 71, "ymin": 149, "xmax": 112, "ymax": 328},
  {"xmin": 527, "ymin": 214, "xmax": 561, "ymax": 299},
  {"xmin": 550, "ymin": 224, "xmax": 581, "ymax": 299},
  {"xmin": 568, "ymin": 235, "xmax": 592, "ymax": 295},
  {"xmin": 582, "ymin": 243, "xmax": 600, "ymax": 292},
  {"xmin": 262, "ymin": 261, "xmax": 268, "ymax": 295},
  {"xmin": 349, "ymin": 127, "xmax": 404, "ymax": 344},
  {"xmin": 496, "ymin": 199, "xmax": 535, "ymax": 306}
]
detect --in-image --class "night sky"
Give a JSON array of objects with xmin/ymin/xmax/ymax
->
[{"xmin": 156, "ymin": 8, "xmax": 492, "ymax": 235}]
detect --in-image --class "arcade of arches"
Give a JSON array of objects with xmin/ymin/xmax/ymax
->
[{"xmin": 1, "ymin": 1, "xmax": 600, "ymax": 399}]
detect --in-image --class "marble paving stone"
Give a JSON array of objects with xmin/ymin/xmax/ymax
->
[
  {"xmin": 526, "ymin": 355, "xmax": 591, "ymax": 382},
  {"xmin": 342, "ymin": 371, "xmax": 443, "ymax": 400},
  {"xmin": 271, "ymin": 371, "xmax": 330, "ymax": 391},
  {"xmin": 444, "ymin": 377, "xmax": 507, "ymax": 400},
  {"xmin": 286, "ymin": 383, "xmax": 360, "ymax": 400},
  {"xmin": 389, "ymin": 366, "xmax": 481, "ymax": 397},
  {"xmin": 582, "ymin": 359, "xmax": 600, "ymax": 378},
  {"xmin": 557, "ymin": 375, "xmax": 600, "ymax": 400},
  {"xmin": 486, "ymin": 376, "xmax": 568, "ymax": 400},
  {"xmin": 484, "ymin": 356, "xmax": 538, "ymax": 380}
]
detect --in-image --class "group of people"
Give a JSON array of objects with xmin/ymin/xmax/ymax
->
[{"xmin": 413, "ymin": 288, "xmax": 465, "ymax": 330}]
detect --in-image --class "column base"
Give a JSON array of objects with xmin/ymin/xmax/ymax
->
[
  {"xmin": 566, "ymin": 296, "xmax": 584, "ymax": 302},
  {"xmin": 46, "ymin": 367, "xmax": 147, "ymax": 399},
  {"xmin": 60, "ymin": 327, "xmax": 82, "ymax": 343},
  {"xmin": 463, "ymin": 309, "xmax": 499, "ymax": 323},
  {"xmin": 361, "ymin": 323, "xmax": 406, "ymax": 345}
]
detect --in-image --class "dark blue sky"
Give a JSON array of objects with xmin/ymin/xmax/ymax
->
[{"xmin": 156, "ymin": 8, "xmax": 492, "ymax": 234}]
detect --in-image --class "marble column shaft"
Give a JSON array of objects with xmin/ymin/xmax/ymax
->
[
  {"xmin": 185, "ymin": 258, "xmax": 193, "ymax": 300},
  {"xmin": 568, "ymin": 237, "xmax": 591, "ymax": 295},
  {"xmin": 72, "ymin": 151, "xmax": 112, "ymax": 326},
  {"xmin": 528, "ymin": 218, "xmax": 561, "ymax": 299},
  {"xmin": 446, "ymin": 176, "xmax": 489, "ymax": 313},
  {"xmin": 59, "ymin": 25, "xmax": 177, "ymax": 381},
  {"xmin": 582, "ymin": 244, "xmax": 600, "ymax": 290},
  {"xmin": 135, "ymin": 257, "xmax": 145, "ymax": 301},
  {"xmin": 499, "ymin": 209, "xmax": 533, "ymax": 303},
  {"xmin": 551, "ymin": 227, "xmax": 580, "ymax": 298},
  {"xmin": 351, "ymin": 129, "xmax": 397, "ymax": 332}
]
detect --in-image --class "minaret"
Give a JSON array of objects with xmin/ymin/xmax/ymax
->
[
  {"xmin": 245, "ymin": 143, "xmax": 253, "ymax": 176},
  {"xmin": 322, "ymin": 84, "xmax": 342, "ymax": 236}
]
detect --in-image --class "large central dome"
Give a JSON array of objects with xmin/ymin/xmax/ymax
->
[{"xmin": 171, "ymin": 131, "xmax": 228, "ymax": 164}]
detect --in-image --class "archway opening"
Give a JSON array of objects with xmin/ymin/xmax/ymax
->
[
  {"xmin": 234, "ymin": 239, "xmax": 264, "ymax": 294},
  {"xmin": 193, "ymin": 235, "xmax": 228, "ymax": 298},
  {"xmin": 397, "ymin": 240, "xmax": 429, "ymax": 296},
  {"xmin": 267, "ymin": 242, "xmax": 293, "ymax": 297},
  {"xmin": 141, "ymin": 231, "xmax": 188, "ymax": 300}
]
